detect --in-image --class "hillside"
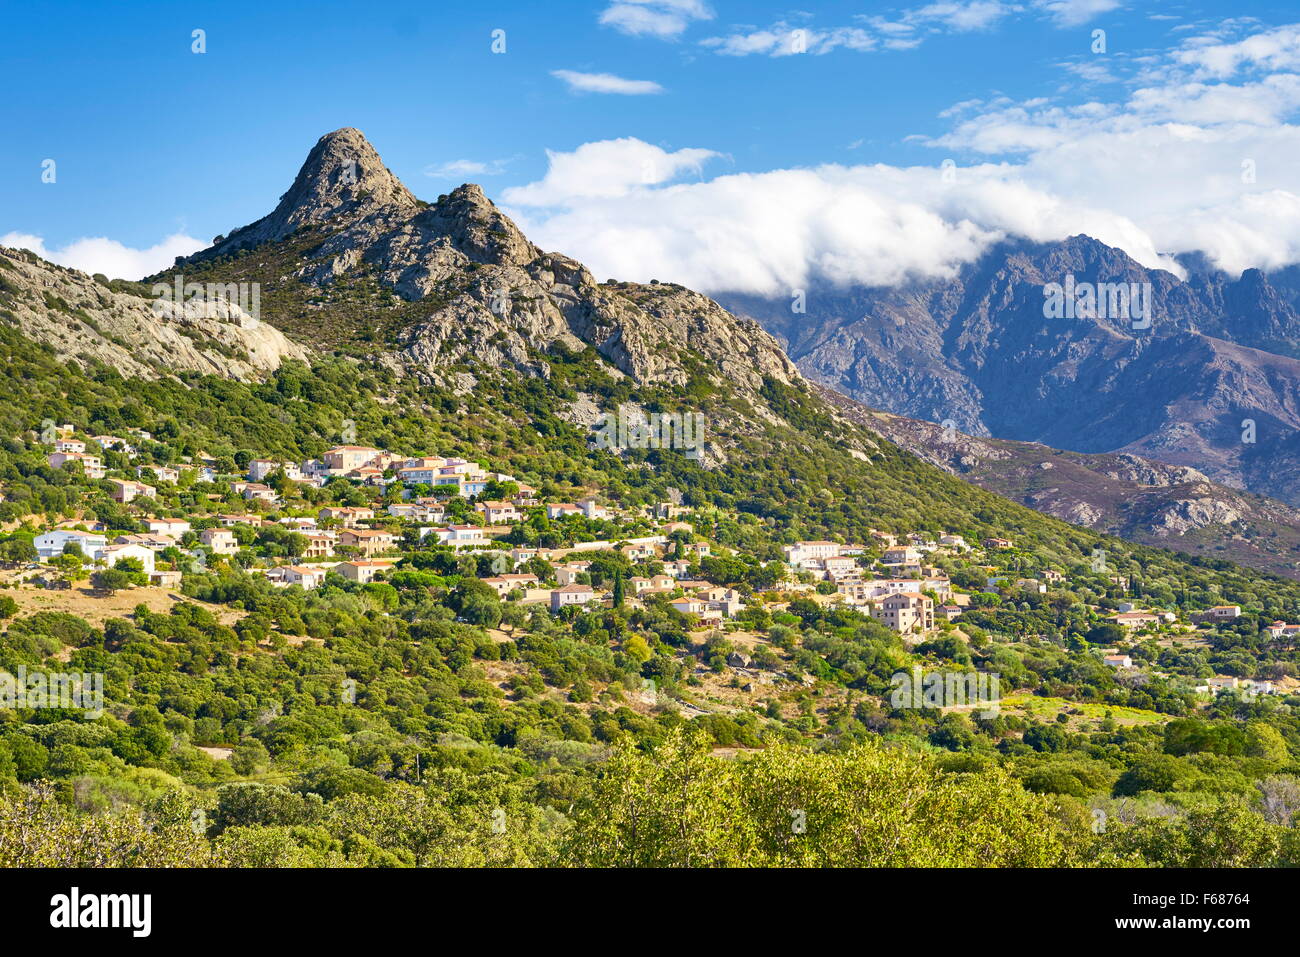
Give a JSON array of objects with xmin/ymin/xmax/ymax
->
[
  {"xmin": 120, "ymin": 130, "xmax": 1300, "ymax": 580},
  {"xmin": 821, "ymin": 389, "xmax": 1300, "ymax": 581},
  {"xmin": 0, "ymin": 248, "xmax": 306, "ymax": 380},
  {"xmin": 3, "ymin": 128, "xmax": 1300, "ymax": 869}
]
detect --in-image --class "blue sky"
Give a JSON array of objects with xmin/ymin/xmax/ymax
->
[{"xmin": 4, "ymin": 1, "xmax": 1300, "ymax": 289}]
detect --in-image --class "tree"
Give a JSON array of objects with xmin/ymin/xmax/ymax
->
[
  {"xmin": 622, "ymin": 633, "xmax": 651, "ymax": 665},
  {"xmin": 1114, "ymin": 754, "xmax": 1186, "ymax": 796},
  {"xmin": 1255, "ymin": 775, "xmax": 1300, "ymax": 826},
  {"xmin": 0, "ymin": 785, "xmax": 218, "ymax": 867},
  {"xmin": 0, "ymin": 538, "xmax": 36, "ymax": 566},
  {"xmin": 91, "ymin": 567, "xmax": 133, "ymax": 594},
  {"xmin": 229, "ymin": 739, "xmax": 271, "ymax": 777},
  {"xmin": 1244, "ymin": 722, "xmax": 1289, "ymax": 763},
  {"xmin": 1085, "ymin": 622, "xmax": 1125, "ymax": 645},
  {"xmin": 113, "ymin": 556, "xmax": 150, "ymax": 586},
  {"xmin": 448, "ymin": 578, "xmax": 501, "ymax": 628},
  {"xmin": 1105, "ymin": 803, "xmax": 1281, "ymax": 867}
]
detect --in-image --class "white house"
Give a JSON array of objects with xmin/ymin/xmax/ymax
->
[
  {"xmin": 578, "ymin": 497, "xmax": 609, "ymax": 521},
  {"xmin": 146, "ymin": 518, "xmax": 191, "ymax": 536},
  {"xmin": 200, "ymin": 528, "xmax": 239, "ymax": 555},
  {"xmin": 336, "ymin": 560, "xmax": 395, "ymax": 584},
  {"xmin": 555, "ymin": 562, "xmax": 592, "ymax": 586},
  {"xmin": 247, "ymin": 459, "xmax": 285, "ymax": 482},
  {"xmin": 428, "ymin": 525, "xmax": 489, "ymax": 548},
  {"xmin": 110, "ymin": 479, "xmax": 156, "ymax": 504},
  {"xmin": 475, "ymin": 501, "xmax": 522, "ymax": 524},
  {"xmin": 274, "ymin": 565, "xmax": 328, "ymax": 590},
  {"xmin": 48, "ymin": 451, "xmax": 105, "ymax": 478},
  {"xmin": 35, "ymin": 529, "xmax": 107, "ymax": 561},
  {"xmin": 481, "ymin": 574, "xmax": 540, "ymax": 598},
  {"xmin": 101, "ymin": 543, "xmax": 156, "ymax": 575}
]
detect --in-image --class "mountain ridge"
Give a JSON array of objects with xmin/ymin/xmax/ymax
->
[{"xmin": 718, "ymin": 234, "xmax": 1300, "ymax": 506}]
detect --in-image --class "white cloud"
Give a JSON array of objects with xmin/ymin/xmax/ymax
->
[
  {"xmin": 1033, "ymin": 0, "xmax": 1120, "ymax": 28},
  {"xmin": 551, "ymin": 69, "xmax": 665, "ymax": 95},
  {"xmin": 1, "ymin": 231, "xmax": 204, "ymax": 281},
  {"xmin": 423, "ymin": 158, "xmax": 510, "ymax": 179},
  {"xmin": 500, "ymin": 24, "xmax": 1300, "ymax": 295},
  {"xmin": 502, "ymin": 139, "xmax": 720, "ymax": 205},
  {"xmin": 1171, "ymin": 23, "xmax": 1300, "ymax": 78},
  {"xmin": 871, "ymin": 1, "xmax": 1023, "ymax": 34},
  {"xmin": 700, "ymin": 0, "xmax": 1102, "ymax": 58},
  {"xmin": 503, "ymin": 148, "xmax": 1175, "ymax": 295},
  {"xmin": 703, "ymin": 24, "xmax": 877, "ymax": 57},
  {"xmin": 599, "ymin": 0, "xmax": 713, "ymax": 38}
]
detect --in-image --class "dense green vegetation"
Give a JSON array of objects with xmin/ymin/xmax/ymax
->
[{"xmin": 5, "ymin": 314, "xmax": 1300, "ymax": 867}]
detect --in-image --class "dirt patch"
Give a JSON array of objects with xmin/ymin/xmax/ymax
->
[{"xmin": 0, "ymin": 581, "xmax": 243, "ymax": 629}]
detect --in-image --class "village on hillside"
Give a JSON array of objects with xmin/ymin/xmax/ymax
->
[{"xmin": 2, "ymin": 423, "xmax": 1285, "ymax": 708}]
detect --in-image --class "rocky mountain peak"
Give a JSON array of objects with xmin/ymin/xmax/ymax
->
[
  {"xmin": 284, "ymin": 127, "xmax": 417, "ymax": 216},
  {"xmin": 196, "ymin": 128, "xmax": 418, "ymax": 258},
  {"xmin": 161, "ymin": 129, "xmax": 800, "ymax": 396}
]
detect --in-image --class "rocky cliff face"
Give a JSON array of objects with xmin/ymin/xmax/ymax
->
[
  {"xmin": 0, "ymin": 246, "xmax": 308, "ymax": 380},
  {"xmin": 720, "ymin": 235, "xmax": 1300, "ymax": 506}
]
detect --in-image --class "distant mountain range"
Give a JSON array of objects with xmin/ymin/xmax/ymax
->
[{"xmin": 719, "ymin": 236, "xmax": 1300, "ymax": 508}]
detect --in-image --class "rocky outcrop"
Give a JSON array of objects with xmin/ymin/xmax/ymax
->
[
  {"xmin": 1093, "ymin": 454, "xmax": 1210, "ymax": 488},
  {"xmin": 0, "ymin": 247, "xmax": 308, "ymax": 380},
  {"xmin": 192, "ymin": 127, "xmax": 418, "ymax": 257}
]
